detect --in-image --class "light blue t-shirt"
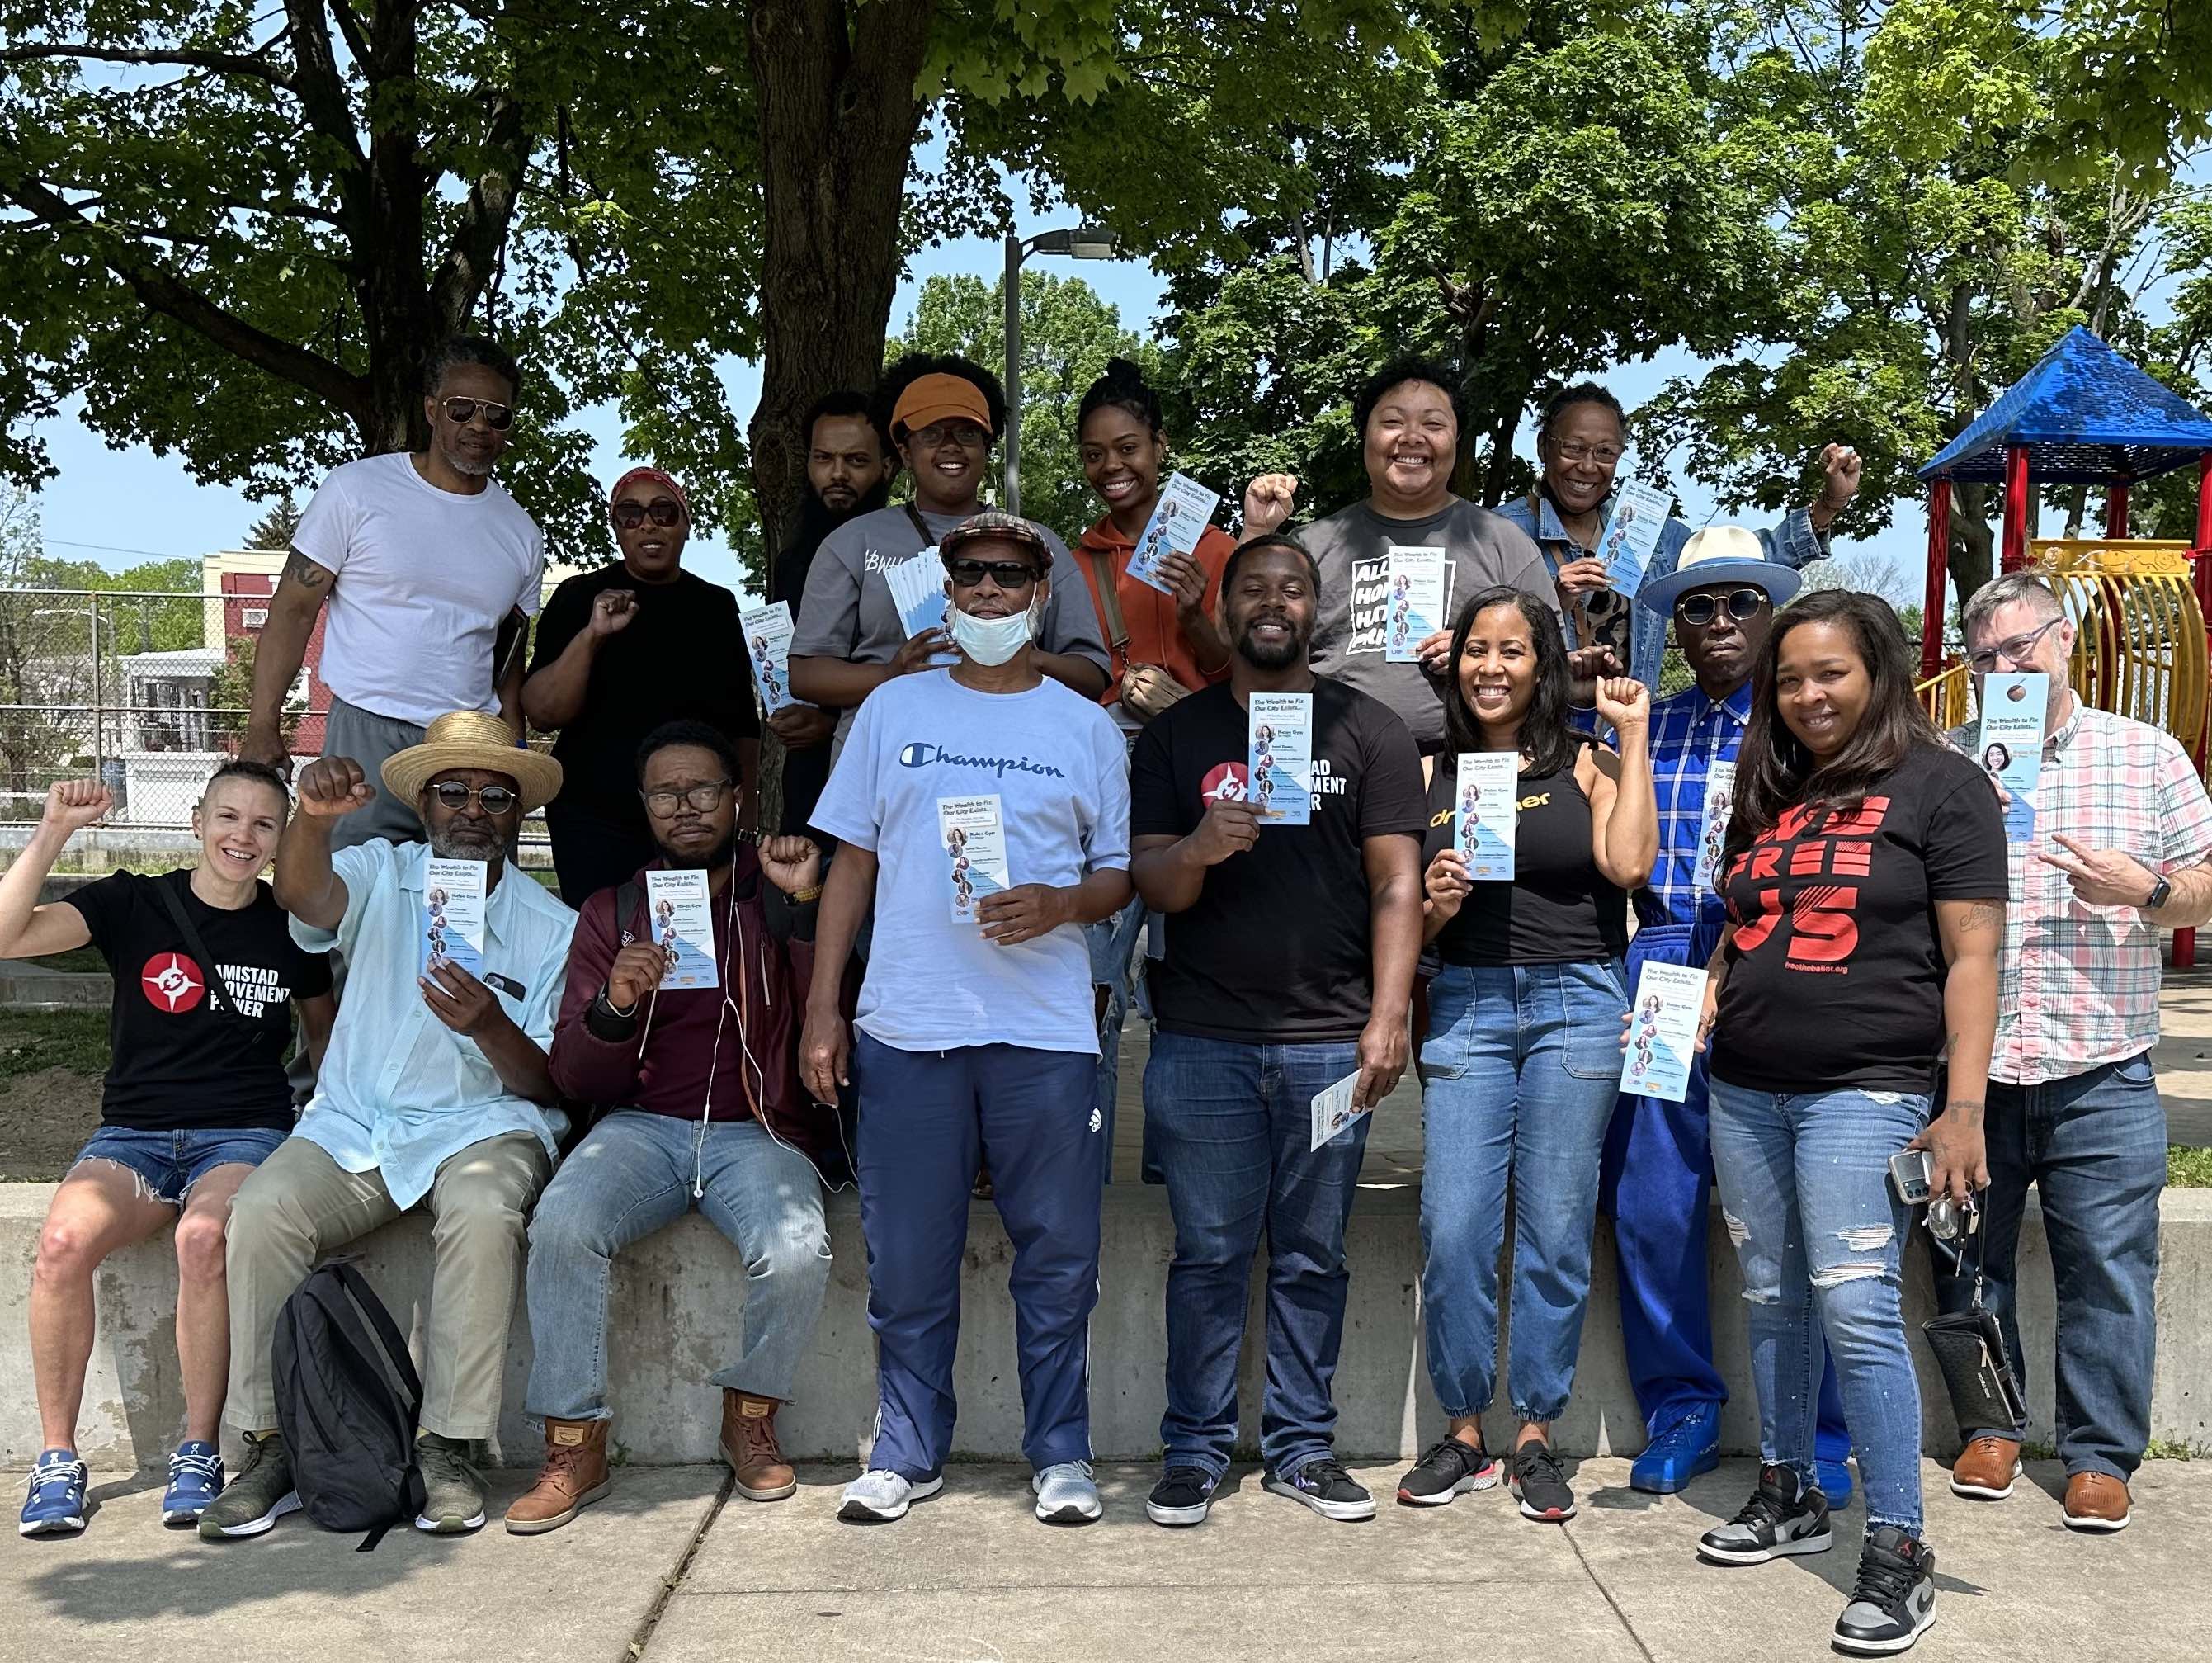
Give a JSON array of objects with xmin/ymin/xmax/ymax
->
[{"xmin": 811, "ymin": 668, "xmax": 1130, "ymax": 1056}]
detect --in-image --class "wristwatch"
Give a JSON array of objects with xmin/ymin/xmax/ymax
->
[{"xmin": 2144, "ymin": 873, "xmax": 2172, "ymax": 912}]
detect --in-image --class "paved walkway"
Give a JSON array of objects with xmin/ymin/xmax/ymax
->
[{"xmin": 11, "ymin": 1459, "xmax": 2208, "ymax": 1662}]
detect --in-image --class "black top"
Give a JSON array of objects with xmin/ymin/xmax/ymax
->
[
  {"xmin": 774, "ymin": 536, "xmax": 835, "ymax": 838},
  {"xmin": 1422, "ymin": 746, "xmax": 1627, "ymax": 965},
  {"xmin": 1130, "ymin": 677, "xmax": 1427, "ymax": 1043},
  {"xmin": 1710, "ymin": 743, "xmax": 2008, "ymax": 1095},
  {"xmin": 71, "ymin": 869, "xmax": 333, "ymax": 1132},
  {"xmin": 529, "ymin": 565, "xmax": 760, "ymax": 821}
]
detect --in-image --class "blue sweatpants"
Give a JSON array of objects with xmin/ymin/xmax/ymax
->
[
  {"xmin": 852, "ymin": 1034, "xmax": 1104, "ymax": 1478},
  {"xmin": 1599, "ymin": 919, "xmax": 1851, "ymax": 1462}
]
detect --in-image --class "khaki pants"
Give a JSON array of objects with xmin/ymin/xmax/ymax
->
[{"xmin": 224, "ymin": 1132, "xmax": 551, "ymax": 1439}]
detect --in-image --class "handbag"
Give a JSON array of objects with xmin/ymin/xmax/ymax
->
[
  {"xmin": 1921, "ymin": 1218, "xmax": 2028, "ymax": 1441},
  {"xmin": 1085, "ymin": 543, "xmax": 1193, "ymax": 721}
]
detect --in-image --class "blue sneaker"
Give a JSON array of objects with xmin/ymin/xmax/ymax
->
[
  {"xmin": 19, "ymin": 1448, "xmax": 88, "ymax": 1536},
  {"xmin": 1818, "ymin": 1457, "xmax": 1855, "ymax": 1509},
  {"xmin": 1630, "ymin": 1402, "xmax": 1721, "ymax": 1494},
  {"xmin": 162, "ymin": 1441, "xmax": 224, "ymax": 1526}
]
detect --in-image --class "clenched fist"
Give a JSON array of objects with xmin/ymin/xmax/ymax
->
[
  {"xmin": 296, "ymin": 756, "xmax": 375, "ymax": 818},
  {"xmin": 40, "ymin": 777, "xmax": 113, "ymax": 835}
]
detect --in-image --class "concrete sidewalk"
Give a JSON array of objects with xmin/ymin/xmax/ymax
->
[{"xmin": 11, "ymin": 1458, "xmax": 2210, "ymax": 1662}]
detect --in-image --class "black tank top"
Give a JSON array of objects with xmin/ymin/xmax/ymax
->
[{"xmin": 1421, "ymin": 744, "xmax": 1629, "ymax": 966}]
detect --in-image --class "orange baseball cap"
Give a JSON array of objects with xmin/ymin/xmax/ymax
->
[{"xmin": 890, "ymin": 373, "xmax": 994, "ymax": 439}]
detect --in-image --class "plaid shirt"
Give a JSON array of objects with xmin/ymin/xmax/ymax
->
[
  {"xmin": 1946, "ymin": 701, "xmax": 2212, "ymax": 1085},
  {"xmin": 1639, "ymin": 680, "xmax": 1753, "ymax": 931}
]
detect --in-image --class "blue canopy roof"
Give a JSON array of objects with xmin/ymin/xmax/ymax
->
[{"xmin": 1918, "ymin": 327, "xmax": 2212, "ymax": 485}]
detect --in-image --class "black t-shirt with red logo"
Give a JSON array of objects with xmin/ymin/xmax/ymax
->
[
  {"xmin": 69, "ymin": 869, "xmax": 333, "ymax": 1131},
  {"xmin": 1130, "ymin": 677, "xmax": 1426, "ymax": 1042},
  {"xmin": 1710, "ymin": 743, "xmax": 2007, "ymax": 1095}
]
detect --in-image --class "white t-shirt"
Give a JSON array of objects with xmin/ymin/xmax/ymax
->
[
  {"xmin": 293, "ymin": 453, "xmax": 545, "ymax": 726},
  {"xmin": 810, "ymin": 668, "xmax": 1130, "ymax": 1056}
]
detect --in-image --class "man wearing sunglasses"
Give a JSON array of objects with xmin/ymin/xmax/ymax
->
[
  {"xmin": 1602, "ymin": 527, "xmax": 1856, "ymax": 1500},
  {"xmin": 788, "ymin": 353, "xmax": 1110, "ymax": 762},
  {"xmin": 202, "ymin": 711, "xmax": 578, "ymax": 1543},
  {"xmin": 243, "ymin": 337, "xmax": 548, "ymax": 849},
  {"xmin": 801, "ymin": 512, "xmax": 1130, "ymax": 1528}
]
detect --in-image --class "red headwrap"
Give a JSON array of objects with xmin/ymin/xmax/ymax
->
[{"xmin": 609, "ymin": 465, "xmax": 690, "ymax": 518}]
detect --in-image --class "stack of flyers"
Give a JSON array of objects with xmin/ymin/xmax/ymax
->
[
  {"xmin": 1384, "ymin": 546, "xmax": 1448, "ymax": 663},
  {"xmin": 1453, "ymin": 752, "xmax": 1517, "ymax": 880},
  {"xmin": 739, "ymin": 600, "xmax": 809, "ymax": 717},
  {"xmin": 884, "ymin": 549, "xmax": 952, "ymax": 643},
  {"xmin": 1977, "ymin": 672, "xmax": 2048, "ymax": 845},
  {"xmin": 1309, "ymin": 1070, "xmax": 1369, "ymax": 1152},
  {"xmin": 1691, "ymin": 760, "xmax": 1737, "ymax": 893},
  {"xmin": 421, "ymin": 858, "xmax": 487, "ymax": 980},
  {"xmin": 644, "ymin": 869, "xmax": 719, "ymax": 990},
  {"xmin": 1618, "ymin": 960, "xmax": 1708, "ymax": 1103},
  {"xmin": 1126, "ymin": 473, "xmax": 1221, "ymax": 594},
  {"xmin": 1247, "ymin": 692, "xmax": 1313, "ymax": 826},
  {"xmin": 1595, "ymin": 480, "xmax": 1673, "ymax": 598},
  {"xmin": 938, "ymin": 795, "xmax": 1012, "ymax": 924}
]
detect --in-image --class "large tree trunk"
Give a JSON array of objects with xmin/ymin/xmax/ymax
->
[{"xmin": 1950, "ymin": 480, "xmax": 1995, "ymax": 615}]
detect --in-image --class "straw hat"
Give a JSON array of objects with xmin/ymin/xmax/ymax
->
[
  {"xmin": 1638, "ymin": 525, "xmax": 1803, "ymax": 615},
  {"xmin": 381, "ymin": 711, "xmax": 564, "ymax": 814}
]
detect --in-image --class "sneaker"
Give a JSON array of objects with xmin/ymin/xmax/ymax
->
[
  {"xmin": 1397, "ymin": 1436, "xmax": 1502, "ymax": 1507},
  {"xmin": 1510, "ymin": 1441, "xmax": 1576, "ymax": 1522},
  {"xmin": 1262, "ymin": 1458, "xmax": 1375, "ymax": 1522},
  {"xmin": 18, "ymin": 1449, "xmax": 87, "ymax": 1537},
  {"xmin": 1832, "ymin": 1525, "xmax": 1937, "ymax": 1656},
  {"xmin": 837, "ymin": 1468, "xmax": 943, "ymax": 1523},
  {"xmin": 1948, "ymin": 1435, "xmax": 2021, "ymax": 1500},
  {"xmin": 415, "ymin": 1432, "xmax": 488, "ymax": 1534},
  {"xmin": 1820, "ymin": 1457, "xmax": 1857, "ymax": 1509},
  {"xmin": 197, "ymin": 1430, "xmax": 299, "ymax": 1540},
  {"xmin": 1630, "ymin": 1402, "xmax": 1721, "ymax": 1495},
  {"xmin": 1145, "ymin": 1466, "xmax": 1217, "ymax": 1528},
  {"xmin": 1031, "ymin": 1461, "xmax": 1102, "ymax": 1524},
  {"xmin": 1696, "ymin": 1463, "xmax": 1833, "ymax": 1566},
  {"xmin": 161, "ymin": 1440, "xmax": 224, "ymax": 1526}
]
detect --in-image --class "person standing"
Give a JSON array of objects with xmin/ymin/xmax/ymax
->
[
  {"xmin": 1936, "ymin": 571, "xmax": 2212, "ymax": 1532},
  {"xmin": 1693, "ymin": 592, "xmax": 2005, "ymax": 1658},
  {"xmin": 799, "ymin": 513, "xmax": 1130, "ymax": 1527},
  {"xmin": 1129, "ymin": 534, "xmax": 1426, "ymax": 1527},
  {"xmin": 1394, "ymin": 589, "xmax": 1653, "ymax": 1524},
  {"xmin": 243, "ymin": 337, "xmax": 545, "ymax": 846},
  {"xmin": 525, "ymin": 467, "xmax": 761, "ymax": 904}
]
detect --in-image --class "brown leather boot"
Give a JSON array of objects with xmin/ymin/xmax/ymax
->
[
  {"xmin": 2063, "ymin": 1471, "xmax": 2132, "ymax": 1533},
  {"xmin": 1947, "ymin": 1434, "xmax": 2021, "ymax": 1500},
  {"xmin": 504, "ymin": 1418, "xmax": 612, "ymax": 1535},
  {"xmin": 719, "ymin": 1390, "xmax": 797, "ymax": 1501}
]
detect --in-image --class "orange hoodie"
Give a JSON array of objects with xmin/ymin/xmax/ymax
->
[{"xmin": 1073, "ymin": 514, "xmax": 1238, "ymax": 706}]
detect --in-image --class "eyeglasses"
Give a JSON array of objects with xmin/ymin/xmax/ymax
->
[
  {"xmin": 1551, "ymin": 442, "xmax": 1623, "ymax": 465},
  {"xmin": 945, "ymin": 558, "xmax": 1040, "ymax": 589},
  {"xmin": 909, "ymin": 421, "xmax": 990, "ymax": 451},
  {"xmin": 1967, "ymin": 615, "xmax": 2064, "ymax": 673},
  {"xmin": 612, "ymin": 498, "xmax": 683, "ymax": 530},
  {"xmin": 429, "ymin": 782, "xmax": 521, "ymax": 815},
  {"xmin": 1674, "ymin": 587, "xmax": 1770, "ymax": 627},
  {"xmin": 641, "ymin": 778, "xmax": 732, "ymax": 818},
  {"xmin": 440, "ymin": 396, "xmax": 513, "ymax": 430}
]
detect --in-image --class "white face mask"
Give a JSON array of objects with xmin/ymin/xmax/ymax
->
[{"xmin": 949, "ymin": 598, "xmax": 1038, "ymax": 666}]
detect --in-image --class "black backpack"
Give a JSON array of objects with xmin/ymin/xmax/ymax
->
[{"xmin": 272, "ymin": 1262, "xmax": 427, "ymax": 1549}]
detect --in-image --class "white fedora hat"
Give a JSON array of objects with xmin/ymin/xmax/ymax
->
[{"xmin": 1639, "ymin": 525, "xmax": 1803, "ymax": 616}]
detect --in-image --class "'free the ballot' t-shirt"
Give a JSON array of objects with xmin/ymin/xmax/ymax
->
[
  {"xmin": 1710, "ymin": 744, "xmax": 2007, "ymax": 1095},
  {"xmin": 69, "ymin": 869, "xmax": 333, "ymax": 1131},
  {"xmin": 1130, "ymin": 677, "xmax": 1427, "ymax": 1043},
  {"xmin": 809, "ymin": 668, "xmax": 1130, "ymax": 1056}
]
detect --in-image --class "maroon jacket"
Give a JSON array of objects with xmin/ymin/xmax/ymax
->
[{"xmin": 550, "ymin": 848, "xmax": 843, "ymax": 1177}]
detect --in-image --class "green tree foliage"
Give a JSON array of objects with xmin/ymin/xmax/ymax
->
[{"xmin": 242, "ymin": 494, "xmax": 301, "ymax": 552}]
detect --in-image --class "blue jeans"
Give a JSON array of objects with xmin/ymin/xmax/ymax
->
[
  {"xmin": 1086, "ymin": 894, "xmax": 1153, "ymax": 1183},
  {"xmin": 523, "ymin": 1112, "xmax": 831, "ymax": 1418},
  {"xmin": 1710, "ymin": 1080, "xmax": 1927, "ymax": 1534},
  {"xmin": 1145, "ymin": 1030, "xmax": 1366, "ymax": 1481},
  {"xmin": 1418, "ymin": 959, "xmax": 1625, "ymax": 1422},
  {"xmin": 74, "ymin": 1125, "xmax": 286, "ymax": 1204},
  {"xmin": 1933, "ymin": 1051, "xmax": 2165, "ymax": 1481}
]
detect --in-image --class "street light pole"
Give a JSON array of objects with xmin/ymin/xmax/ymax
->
[{"xmin": 1002, "ymin": 224, "xmax": 1121, "ymax": 519}]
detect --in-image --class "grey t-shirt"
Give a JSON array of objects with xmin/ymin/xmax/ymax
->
[{"xmin": 1300, "ymin": 496, "xmax": 1557, "ymax": 752}]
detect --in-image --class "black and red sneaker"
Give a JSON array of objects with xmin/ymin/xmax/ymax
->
[
  {"xmin": 1397, "ymin": 1437, "xmax": 1502, "ymax": 1507},
  {"xmin": 1510, "ymin": 1441, "xmax": 1576, "ymax": 1522}
]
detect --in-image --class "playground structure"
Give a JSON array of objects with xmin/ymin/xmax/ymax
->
[{"xmin": 1917, "ymin": 326, "xmax": 2212, "ymax": 964}]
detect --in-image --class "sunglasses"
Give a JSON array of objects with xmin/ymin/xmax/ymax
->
[
  {"xmin": 612, "ymin": 498, "xmax": 684, "ymax": 530},
  {"xmin": 945, "ymin": 558, "xmax": 1041, "ymax": 589},
  {"xmin": 909, "ymin": 420, "xmax": 991, "ymax": 451},
  {"xmin": 1967, "ymin": 615, "xmax": 2064, "ymax": 673},
  {"xmin": 641, "ymin": 778, "xmax": 732, "ymax": 818},
  {"xmin": 440, "ymin": 396, "xmax": 513, "ymax": 430},
  {"xmin": 430, "ymin": 782, "xmax": 520, "ymax": 815},
  {"xmin": 1674, "ymin": 587, "xmax": 1770, "ymax": 627}
]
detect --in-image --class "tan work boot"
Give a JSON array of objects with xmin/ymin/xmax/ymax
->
[
  {"xmin": 1947, "ymin": 1434, "xmax": 2021, "ymax": 1500},
  {"xmin": 720, "ymin": 1390, "xmax": 797, "ymax": 1501},
  {"xmin": 505, "ymin": 1418, "xmax": 612, "ymax": 1535},
  {"xmin": 2063, "ymin": 1471, "xmax": 2132, "ymax": 1533}
]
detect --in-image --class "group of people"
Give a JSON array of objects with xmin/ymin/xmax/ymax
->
[{"xmin": 13, "ymin": 336, "xmax": 2204, "ymax": 1660}]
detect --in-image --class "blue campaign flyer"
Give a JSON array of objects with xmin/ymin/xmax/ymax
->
[
  {"xmin": 1596, "ymin": 480, "xmax": 1672, "ymax": 598},
  {"xmin": 421, "ymin": 857, "xmax": 487, "ymax": 980},
  {"xmin": 1453, "ymin": 752, "xmax": 1517, "ymax": 881},
  {"xmin": 1618, "ymin": 960, "xmax": 1707, "ymax": 1104},
  {"xmin": 885, "ymin": 547, "xmax": 952, "ymax": 642},
  {"xmin": 1976, "ymin": 673, "xmax": 2047, "ymax": 845},
  {"xmin": 1247, "ymin": 692, "xmax": 1313, "ymax": 827}
]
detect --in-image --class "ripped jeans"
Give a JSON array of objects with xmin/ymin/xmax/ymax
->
[{"xmin": 1708, "ymin": 1079, "xmax": 1927, "ymax": 1535}]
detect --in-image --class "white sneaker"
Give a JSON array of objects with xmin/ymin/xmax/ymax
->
[
  {"xmin": 1032, "ymin": 1461, "xmax": 1102, "ymax": 1524},
  {"xmin": 837, "ymin": 1468, "xmax": 943, "ymax": 1523}
]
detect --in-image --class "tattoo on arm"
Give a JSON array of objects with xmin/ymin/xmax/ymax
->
[
  {"xmin": 1958, "ymin": 900, "xmax": 2003, "ymax": 933},
  {"xmin": 281, "ymin": 550, "xmax": 332, "ymax": 593},
  {"xmin": 1941, "ymin": 1098, "xmax": 1985, "ymax": 1125}
]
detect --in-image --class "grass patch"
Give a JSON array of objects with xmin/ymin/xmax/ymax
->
[
  {"xmin": 2146, "ymin": 1439, "xmax": 2212, "ymax": 1461},
  {"xmin": 17, "ymin": 945, "xmax": 107, "ymax": 975},
  {"xmin": 0, "ymin": 1010, "xmax": 110, "ymax": 1078},
  {"xmin": 2170, "ymin": 1146, "xmax": 2212, "ymax": 1188}
]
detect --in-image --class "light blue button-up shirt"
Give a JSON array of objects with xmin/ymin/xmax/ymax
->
[
  {"xmin": 290, "ymin": 839, "xmax": 577, "ymax": 1208},
  {"xmin": 1494, "ymin": 494, "xmax": 1828, "ymax": 691}
]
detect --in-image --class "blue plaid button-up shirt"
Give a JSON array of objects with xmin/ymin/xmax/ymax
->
[{"xmin": 1638, "ymin": 679, "xmax": 1755, "ymax": 931}]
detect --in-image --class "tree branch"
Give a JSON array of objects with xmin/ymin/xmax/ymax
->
[
  {"xmin": 327, "ymin": 0, "xmax": 374, "ymax": 75},
  {"xmin": 427, "ymin": 89, "xmax": 531, "ymax": 332},
  {"xmin": 0, "ymin": 40, "xmax": 290, "ymax": 84},
  {"xmin": 283, "ymin": 0, "xmax": 367, "ymax": 168}
]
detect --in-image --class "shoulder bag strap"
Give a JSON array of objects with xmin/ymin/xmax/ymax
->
[
  {"xmin": 903, "ymin": 503, "xmax": 936, "ymax": 548},
  {"xmin": 1084, "ymin": 544, "xmax": 1131, "ymax": 657},
  {"xmin": 151, "ymin": 875, "xmax": 245, "ymax": 1023}
]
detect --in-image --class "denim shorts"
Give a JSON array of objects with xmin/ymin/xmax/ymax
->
[{"xmin": 72, "ymin": 1125, "xmax": 288, "ymax": 1204}]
